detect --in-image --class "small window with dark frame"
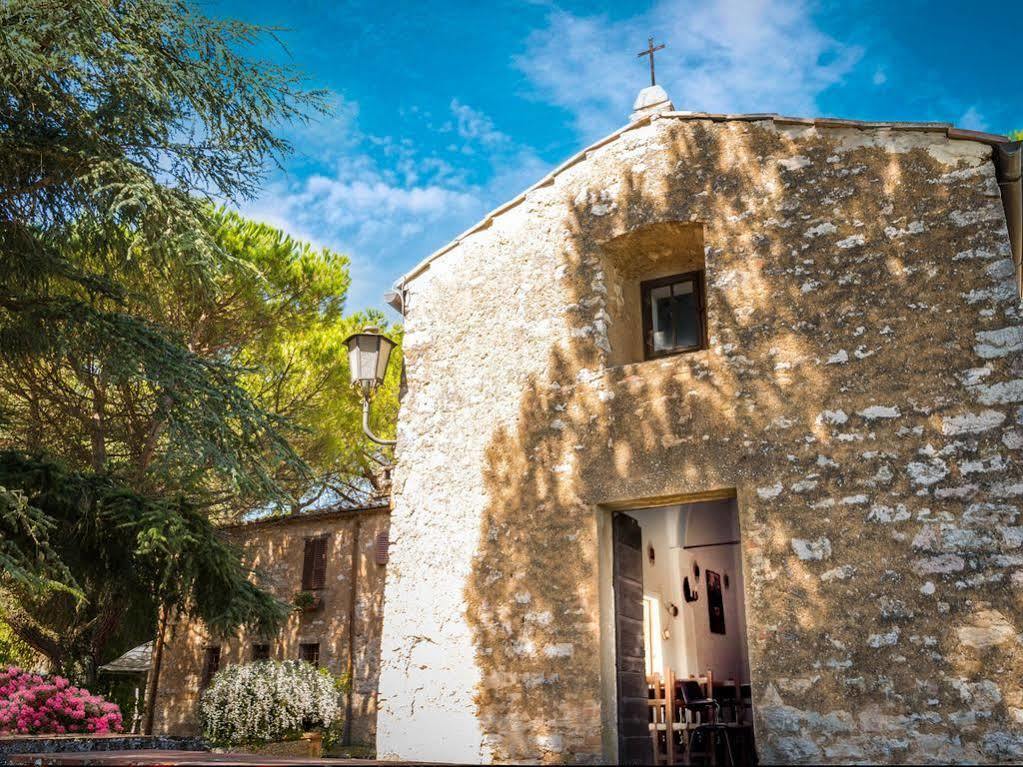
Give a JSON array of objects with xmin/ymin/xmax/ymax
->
[
  {"xmin": 251, "ymin": 642, "xmax": 271, "ymax": 661},
  {"xmin": 301, "ymin": 536, "xmax": 328, "ymax": 591},
  {"xmin": 200, "ymin": 645, "xmax": 221, "ymax": 688},
  {"xmin": 641, "ymin": 271, "xmax": 707, "ymax": 359},
  {"xmin": 298, "ymin": 641, "xmax": 320, "ymax": 667}
]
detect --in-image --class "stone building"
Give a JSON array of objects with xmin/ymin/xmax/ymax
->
[
  {"xmin": 375, "ymin": 86, "xmax": 1023, "ymax": 764},
  {"xmin": 152, "ymin": 504, "xmax": 390, "ymax": 747}
]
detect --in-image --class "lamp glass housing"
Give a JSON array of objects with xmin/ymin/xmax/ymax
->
[{"xmin": 345, "ymin": 328, "xmax": 395, "ymax": 396}]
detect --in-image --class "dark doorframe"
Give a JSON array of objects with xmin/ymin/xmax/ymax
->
[{"xmin": 612, "ymin": 512, "xmax": 653, "ymax": 765}]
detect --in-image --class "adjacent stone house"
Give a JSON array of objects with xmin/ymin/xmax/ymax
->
[
  {"xmin": 375, "ymin": 86, "xmax": 1023, "ymax": 764},
  {"xmin": 152, "ymin": 504, "xmax": 390, "ymax": 747}
]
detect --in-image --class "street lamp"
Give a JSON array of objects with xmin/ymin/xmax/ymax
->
[{"xmin": 344, "ymin": 326, "xmax": 396, "ymax": 446}]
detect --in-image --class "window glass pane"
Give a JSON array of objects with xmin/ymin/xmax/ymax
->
[
  {"xmin": 671, "ymin": 283, "xmax": 700, "ymax": 348},
  {"xmin": 649, "ymin": 284, "xmax": 673, "ymax": 352},
  {"xmin": 672, "ymin": 281, "xmax": 694, "ymax": 297}
]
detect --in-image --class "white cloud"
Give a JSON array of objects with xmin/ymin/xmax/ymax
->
[
  {"xmin": 872, "ymin": 67, "xmax": 887, "ymax": 86},
  {"xmin": 239, "ymin": 99, "xmax": 550, "ymax": 312},
  {"xmin": 958, "ymin": 106, "xmax": 988, "ymax": 132},
  {"xmin": 450, "ymin": 99, "xmax": 510, "ymax": 148},
  {"xmin": 516, "ymin": 0, "xmax": 862, "ymax": 139}
]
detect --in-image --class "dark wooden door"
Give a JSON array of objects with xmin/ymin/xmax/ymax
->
[{"xmin": 613, "ymin": 513, "xmax": 652, "ymax": 764}]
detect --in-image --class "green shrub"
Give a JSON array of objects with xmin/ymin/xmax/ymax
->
[{"xmin": 199, "ymin": 660, "xmax": 345, "ymax": 746}]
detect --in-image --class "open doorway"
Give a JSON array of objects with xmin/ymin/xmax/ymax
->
[{"xmin": 610, "ymin": 496, "xmax": 756, "ymax": 765}]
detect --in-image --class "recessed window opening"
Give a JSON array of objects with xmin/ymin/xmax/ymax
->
[
  {"xmin": 598, "ymin": 221, "xmax": 708, "ymax": 367},
  {"xmin": 200, "ymin": 646, "xmax": 220, "ymax": 688},
  {"xmin": 298, "ymin": 641, "xmax": 320, "ymax": 667},
  {"xmin": 251, "ymin": 642, "xmax": 270, "ymax": 661},
  {"xmin": 642, "ymin": 271, "xmax": 707, "ymax": 359}
]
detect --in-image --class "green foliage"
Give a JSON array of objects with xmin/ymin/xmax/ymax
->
[
  {"xmin": 0, "ymin": 206, "xmax": 400, "ymax": 516},
  {"xmin": 0, "ymin": 452, "xmax": 289, "ymax": 680},
  {"xmin": 0, "ymin": 619, "xmax": 39, "ymax": 669},
  {"xmin": 1010, "ymin": 129, "xmax": 1023, "ymax": 142},
  {"xmin": 0, "ymin": 484, "xmax": 76, "ymax": 598},
  {"xmin": 0, "ymin": 0, "xmax": 326, "ymax": 508},
  {"xmin": 0, "ymin": 0, "xmax": 401, "ymax": 686},
  {"xmin": 125, "ymin": 207, "xmax": 402, "ymax": 512}
]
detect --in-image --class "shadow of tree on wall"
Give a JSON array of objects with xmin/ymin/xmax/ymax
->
[{"xmin": 462, "ymin": 118, "xmax": 1021, "ymax": 763}]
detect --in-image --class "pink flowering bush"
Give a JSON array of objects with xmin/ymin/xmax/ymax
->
[{"xmin": 0, "ymin": 667, "xmax": 122, "ymax": 736}]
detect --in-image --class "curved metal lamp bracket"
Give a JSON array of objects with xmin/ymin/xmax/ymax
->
[{"xmin": 362, "ymin": 397, "xmax": 396, "ymax": 446}]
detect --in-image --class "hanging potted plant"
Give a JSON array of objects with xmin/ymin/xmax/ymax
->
[{"xmin": 292, "ymin": 590, "xmax": 322, "ymax": 612}]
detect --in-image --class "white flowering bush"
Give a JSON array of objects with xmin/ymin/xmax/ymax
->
[{"xmin": 198, "ymin": 660, "xmax": 344, "ymax": 746}]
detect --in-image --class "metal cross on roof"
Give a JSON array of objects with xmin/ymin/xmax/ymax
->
[{"xmin": 637, "ymin": 36, "xmax": 666, "ymax": 87}]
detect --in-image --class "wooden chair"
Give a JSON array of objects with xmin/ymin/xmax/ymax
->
[
  {"xmin": 714, "ymin": 675, "xmax": 743, "ymax": 726},
  {"xmin": 666, "ymin": 668, "xmax": 691, "ymax": 762},
  {"xmin": 646, "ymin": 673, "xmax": 675, "ymax": 764},
  {"xmin": 672, "ymin": 671, "xmax": 745, "ymax": 766}
]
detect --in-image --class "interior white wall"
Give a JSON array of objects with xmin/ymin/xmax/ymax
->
[{"xmin": 627, "ymin": 499, "xmax": 750, "ymax": 684}]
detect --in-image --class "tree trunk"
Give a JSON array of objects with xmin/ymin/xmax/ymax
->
[
  {"xmin": 5, "ymin": 610, "xmax": 65, "ymax": 674},
  {"xmin": 143, "ymin": 604, "xmax": 168, "ymax": 736},
  {"xmin": 341, "ymin": 517, "xmax": 361, "ymax": 746}
]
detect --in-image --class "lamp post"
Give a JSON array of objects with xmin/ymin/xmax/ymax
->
[{"xmin": 344, "ymin": 326, "xmax": 397, "ymax": 446}]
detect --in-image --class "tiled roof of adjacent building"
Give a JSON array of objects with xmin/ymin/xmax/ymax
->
[
  {"xmin": 98, "ymin": 642, "xmax": 152, "ymax": 674},
  {"xmin": 223, "ymin": 503, "xmax": 390, "ymax": 532}
]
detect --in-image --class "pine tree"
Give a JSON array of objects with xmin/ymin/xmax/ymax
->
[{"xmin": 0, "ymin": 0, "xmax": 336, "ymax": 684}]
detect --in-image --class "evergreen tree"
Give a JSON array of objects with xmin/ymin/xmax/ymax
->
[
  {"xmin": 0, "ymin": 0, "xmax": 370, "ymax": 693},
  {"xmin": 0, "ymin": 208, "xmax": 400, "ymax": 520}
]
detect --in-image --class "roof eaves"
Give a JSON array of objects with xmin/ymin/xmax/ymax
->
[
  {"xmin": 994, "ymin": 141, "xmax": 1022, "ymax": 298},
  {"xmin": 222, "ymin": 504, "xmax": 390, "ymax": 533}
]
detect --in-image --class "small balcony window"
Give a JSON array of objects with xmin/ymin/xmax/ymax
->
[{"xmin": 641, "ymin": 271, "xmax": 707, "ymax": 359}]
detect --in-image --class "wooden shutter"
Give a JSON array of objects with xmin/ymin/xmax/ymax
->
[
  {"xmin": 613, "ymin": 513, "xmax": 652, "ymax": 765},
  {"xmin": 311, "ymin": 537, "xmax": 327, "ymax": 589},
  {"xmin": 302, "ymin": 537, "xmax": 328, "ymax": 590},
  {"xmin": 374, "ymin": 531, "xmax": 389, "ymax": 566},
  {"xmin": 302, "ymin": 539, "xmax": 315, "ymax": 590}
]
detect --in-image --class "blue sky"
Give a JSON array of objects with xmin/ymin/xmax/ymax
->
[{"xmin": 208, "ymin": 0, "xmax": 1021, "ymax": 314}]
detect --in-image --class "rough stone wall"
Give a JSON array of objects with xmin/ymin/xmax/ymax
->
[
  {"xmin": 377, "ymin": 116, "xmax": 1023, "ymax": 764},
  {"xmin": 153, "ymin": 508, "xmax": 389, "ymax": 746}
]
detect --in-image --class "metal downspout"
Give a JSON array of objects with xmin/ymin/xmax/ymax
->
[{"xmin": 994, "ymin": 141, "xmax": 1022, "ymax": 298}]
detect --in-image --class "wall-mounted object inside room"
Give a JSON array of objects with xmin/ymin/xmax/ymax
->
[
  {"xmin": 683, "ymin": 576, "xmax": 699, "ymax": 603},
  {"xmin": 648, "ymin": 544, "xmax": 656, "ymax": 564},
  {"xmin": 666, "ymin": 602, "xmax": 679, "ymax": 617},
  {"xmin": 693, "ymin": 561, "xmax": 701, "ymax": 578},
  {"xmin": 724, "ymin": 573, "xmax": 730, "ymax": 589},
  {"xmin": 707, "ymin": 569, "xmax": 726, "ymax": 635}
]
